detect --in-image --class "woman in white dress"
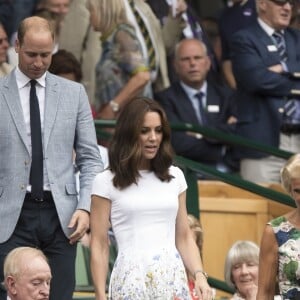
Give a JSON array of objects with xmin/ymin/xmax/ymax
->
[{"xmin": 90, "ymin": 97, "xmax": 212, "ymax": 300}]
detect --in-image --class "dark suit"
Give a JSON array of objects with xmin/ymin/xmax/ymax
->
[
  {"xmin": 231, "ymin": 21, "xmax": 300, "ymax": 159},
  {"xmin": 155, "ymin": 81, "xmax": 238, "ymax": 170}
]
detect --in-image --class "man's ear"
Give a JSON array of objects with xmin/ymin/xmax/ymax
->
[
  {"xmin": 257, "ymin": 0, "xmax": 266, "ymax": 13},
  {"xmin": 15, "ymin": 39, "xmax": 20, "ymax": 54},
  {"xmin": 5, "ymin": 276, "xmax": 18, "ymax": 295}
]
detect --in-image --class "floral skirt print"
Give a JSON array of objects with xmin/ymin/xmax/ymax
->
[
  {"xmin": 269, "ymin": 216, "xmax": 300, "ymax": 299},
  {"xmin": 108, "ymin": 247, "xmax": 191, "ymax": 300}
]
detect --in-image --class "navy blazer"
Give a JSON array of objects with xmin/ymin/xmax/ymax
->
[
  {"xmin": 155, "ymin": 81, "xmax": 237, "ymax": 164},
  {"xmin": 231, "ymin": 21, "xmax": 300, "ymax": 158}
]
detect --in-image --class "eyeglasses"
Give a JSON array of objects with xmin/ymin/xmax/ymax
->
[
  {"xmin": 268, "ymin": 0, "xmax": 295, "ymax": 5},
  {"xmin": 0, "ymin": 37, "xmax": 8, "ymax": 45}
]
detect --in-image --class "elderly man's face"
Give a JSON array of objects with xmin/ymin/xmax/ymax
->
[
  {"xmin": 258, "ymin": 0, "xmax": 293, "ymax": 30},
  {"xmin": 0, "ymin": 26, "xmax": 9, "ymax": 65},
  {"xmin": 6, "ymin": 256, "xmax": 51, "ymax": 300}
]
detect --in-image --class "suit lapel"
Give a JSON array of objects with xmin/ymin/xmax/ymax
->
[
  {"xmin": 3, "ymin": 72, "xmax": 30, "ymax": 154},
  {"xmin": 285, "ymin": 29, "xmax": 297, "ymax": 62},
  {"xmin": 174, "ymin": 83, "xmax": 199, "ymax": 124},
  {"xmin": 254, "ymin": 22, "xmax": 275, "ymax": 49},
  {"xmin": 43, "ymin": 73, "xmax": 59, "ymax": 151},
  {"xmin": 253, "ymin": 22, "xmax": 287, "ymax": 62}
]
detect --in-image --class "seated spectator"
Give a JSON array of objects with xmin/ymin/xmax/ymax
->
[
  {"xmin": 49, "ymin": 49, "xmax": 82, "ymax": 82},
  {"xmin": 3, "ymin": 247, "xmax": 52, "ymax": 300},
  {"xmin": 0, "ymin": 22, "xmax": 13, "ymax": 77},
  {"xmin": 87, "ymin": 0, "xmax": 152, "ymax": 120},
  {"xmin": 225, "ymin": 240, "xmax": 281, "ymax": 300},
  {"xmin": 147, "ymin": 0, "xmax": 223, "ymax": 85},
  {"xmin": 224, "ymin": 240, "xmax": 259, "ymax": 300},
  {"xmin": 155, "ymin": 38, "xmax": 239, "ymax": 175}
]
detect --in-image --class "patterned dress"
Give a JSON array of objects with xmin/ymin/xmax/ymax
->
[
  {"xmin": 92, "ymin": 166, "xmax": 191, "ymax": 300},
  {"xmin": 94, "ymin": 23, "xmax": 152, "ymax": 112},
  {"xmin": 269, "ymin": 216, "xmax": 300, "ymax": 299}
]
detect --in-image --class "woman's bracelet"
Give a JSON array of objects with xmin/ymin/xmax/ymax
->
[{"xmin": 194, "ymin": 269, "xmax": 208, "ymax": 279}]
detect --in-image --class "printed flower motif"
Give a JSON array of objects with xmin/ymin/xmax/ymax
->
[
  {"xmin": 280, "ymin": 222, "xmax": 293, "ymax": 233},
  {"xmin": 109, "ymin": 249, "xmax": 191, "ymax": 299},
  {"xmin": 270, "ymin": 216, "xmax": 300, "ymax": 299}
]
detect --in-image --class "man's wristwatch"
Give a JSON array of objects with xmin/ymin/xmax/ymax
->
[{"xmin": 109, "ymin": 100, "xmax": 120, "ymax": 113}]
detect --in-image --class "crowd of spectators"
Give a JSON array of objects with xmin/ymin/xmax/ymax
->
[
  {"xmin": 1, "ymin": 0, "xmax": 300, "ymax": 299},
  {"xmin": 2, "ymin": 0, "xmax": 299, "ymax": 184}
]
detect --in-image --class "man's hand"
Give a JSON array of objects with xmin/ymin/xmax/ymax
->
[
  {"xmin": 268, "ymin": 64, "xmax": 284, "ymax": 74},
  {"xmin": 175, "ymin": 0, "xmax": 187, "ymax": 18},
  {"xmin": 68, "ymin": 209, "xmax": 90, "ymax": 245},
  {"xmin": 167, "ymin": 0, "xmax": 187, "ymax": 18}
]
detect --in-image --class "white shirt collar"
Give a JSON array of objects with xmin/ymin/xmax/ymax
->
[
  {"xmin": 179, "ymin": 81, "xmax": 207, "ymax": 100},
  {"xmin": 257, "ymin": 17, "xmax": 284, "ymax": 36},
  {"xmin": 15, "ymin": 66, "xmax": 47, "ymax": 89}
]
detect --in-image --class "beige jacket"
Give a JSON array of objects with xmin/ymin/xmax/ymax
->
[
  {"xmin": 59, "ymin": 0, "xmax": 102, "ymax": 106},
  {"xmin": 0, "ymin": 62, "xmax": 13, "ymax": 77},
  {"xmin": 133, "ymin": 0, "xmax": 185, "ymax": 92}
]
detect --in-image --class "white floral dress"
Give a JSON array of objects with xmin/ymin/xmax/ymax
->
[{"xmin": 92, "ymin": 166, "xmax": 191, "ymax": 300}]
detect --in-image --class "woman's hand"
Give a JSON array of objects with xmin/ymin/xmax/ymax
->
[{"xmin": 194, "ymin": 273, "xmax": 214, "ymax": 300}]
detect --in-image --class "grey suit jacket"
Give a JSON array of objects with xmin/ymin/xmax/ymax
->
[{"xmin": 0, "ymin": 70, "xmax": 103, "ymax": 242}]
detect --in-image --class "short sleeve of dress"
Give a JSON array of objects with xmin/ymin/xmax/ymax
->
[
  {"xmin": 170, "ymin": 165, "xmax": 187, "ymax": 195},
  {"xmin": 91, "ymin": 169, "xmax": 113, "ymax": 201}
]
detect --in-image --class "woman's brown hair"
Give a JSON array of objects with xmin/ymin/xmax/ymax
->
[{"xmin": 109, "ymin": 97, "xmax": 175, "ymax": 189}]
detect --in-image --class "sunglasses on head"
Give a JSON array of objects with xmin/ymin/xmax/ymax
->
[{"xmin": 269, "ymin": 0, "xmax": 295, "ymax": 5}]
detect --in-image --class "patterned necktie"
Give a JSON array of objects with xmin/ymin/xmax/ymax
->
[
  {"xmin": 29, "ymin": 80, "xmax": 43, "ymax": 200},
  {"xmin": 195, "ymin": 92, "xmax": 207, "ymax": 125},
  {"xmin": 187, "ymin": 13, "xmax": 203, "ymax": 40},
  {"xmin": 128, "ymin": 0, "xmax": 156, "ymax": 71},
  {"xmin": 272, "ymin": 31, "xmax": 287, "ymax": 62},
  {"xmin": 283, "ymin": 98, "xmax": 300, "ymax": 125},
  {"xmin": 272, "ymin": 32, "xmax": 300, "ymax": 125}
]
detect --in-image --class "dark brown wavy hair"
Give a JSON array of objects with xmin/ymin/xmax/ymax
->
[{"xmin": 109, "ymin": 97, "xmax": 174, "ymax": 189}]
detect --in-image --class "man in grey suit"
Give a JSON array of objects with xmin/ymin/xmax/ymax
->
[{"xmin": 0, "ymin": 16, "xmax": 103, "ymax": 300}]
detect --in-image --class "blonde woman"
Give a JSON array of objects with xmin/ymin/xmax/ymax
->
[
  {"xmin": 87, "ymin": 0, "xmax": 152, "ymax": 119},
  {"xmin": 258, "ymin": 153, "xmax": 300, "ymax": 300}
]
